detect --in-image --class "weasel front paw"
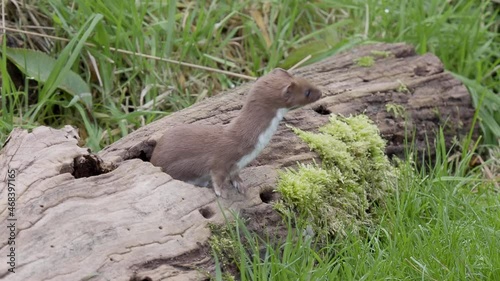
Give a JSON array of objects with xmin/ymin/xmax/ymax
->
[
  {"xmin": 213, "ymin": 186, "xmax": 222, "ymax": 197},
  {"xmin": 230, "ymin": 174, "xmax": 245, "ymax": 194}
]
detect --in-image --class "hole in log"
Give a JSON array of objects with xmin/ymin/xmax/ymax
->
[
  {"xmin": 260, "ymin": 188, "xmax": 279, "ymax": 204},
  {"xmin": 129, "ymin": 276, "xmax": 152, "ymax": 281},
  {"xmin": 199, "ymin": 207, "xmax": 215, "ymax": 219},
  {"xmin": 313, "ymin": 104, "xmax": 331, "ymax": 115},
  {"xmin": 138, "ymin": 150, "xmax": 148, "ymax": 161},
  {"xmin": 71, "ymin": 154, "xmax": 113, "ymax": 178},
  {"xmin": 125, "ymin": 140, "xmax": 157, "ymax": 162},
  {"xmin": 414, "ymin": 65, "xmax": 429, "ymax": 76}
]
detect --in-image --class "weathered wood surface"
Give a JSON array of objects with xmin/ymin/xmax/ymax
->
[{"xmin": 0, "ymin": 43, "xmax": 475, "ymax": 281}]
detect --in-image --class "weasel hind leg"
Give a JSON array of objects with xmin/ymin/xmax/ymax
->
[{"xmin": 210, "ymin": 170, "xmax": 230, "ymax": 197}]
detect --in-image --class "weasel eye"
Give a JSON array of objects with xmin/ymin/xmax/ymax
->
[{"xmin": 305, "ymin": 89, "xmax": 311, "ymax": 98}]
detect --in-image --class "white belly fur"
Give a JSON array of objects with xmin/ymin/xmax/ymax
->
[
  {"xmin": 236, "ymin": 108, "xmax": 288, "ymax": 170},
  {"xmin": 186, "ymin": 175, "xmax": 211, "ymax": 187}
]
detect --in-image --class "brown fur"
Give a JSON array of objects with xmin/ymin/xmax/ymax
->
[{"xmin": 150, "ymin": 68, "xmax": 322, "ymax": 196}]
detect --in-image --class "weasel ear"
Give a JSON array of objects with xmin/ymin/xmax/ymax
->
[
  {"xmin": 272, "ymin": 68, "xmax": 293, "ymax": 78},
  {"xmin": 283, "ymin": 81, "xmax": 296, "ymax": 100}
]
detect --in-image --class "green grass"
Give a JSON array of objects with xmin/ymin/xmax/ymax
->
[
  {"xmin": 214, "ymin": 132, "xmax": 500, "ymax": 280},
  {"xmin": 1, "ymin": 0, "xmax": 498, "ymax": 150}
]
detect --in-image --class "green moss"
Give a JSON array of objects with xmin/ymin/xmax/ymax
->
[
  {"xmin": 397, "ymin": 79, "xmax": 410, "ymax": 93},
  {"xmin": 386, "ymin": 103, "xmax": 406, "ymax": 118},
  {"xmin": 277, "ymin": 114, "xmax": 396, "ymax": 238},
  {"xmin": 370, "ymin": 50, "xmax": 393, "ymax": 58},
  {"xmin": 354, "ymin": 56, "xmax": 375, "ymax": 67},
  {"xmin": 208, "ymin": 223, "xmax": 237, "ymax": 279}
]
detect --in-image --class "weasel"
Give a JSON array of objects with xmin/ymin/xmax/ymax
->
[{"xmin": 150, "ymin": 68, "xmax": 322, "ymax": 196}]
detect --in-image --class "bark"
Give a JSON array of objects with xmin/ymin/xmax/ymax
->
[{"xmin": 0, "ymin": 43, "xmax": 476, "ymax": 281}]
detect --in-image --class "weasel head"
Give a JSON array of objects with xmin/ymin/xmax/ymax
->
[
  {"xmin": 283, "ymin": 75, "xmax": 322, "ymax": 109},
  {"xmin": 250, "ymin": 68, "xmax": 322, "ymax": 110}
]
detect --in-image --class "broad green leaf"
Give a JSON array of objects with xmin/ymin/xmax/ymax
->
[
  {"xmin": 3, "ymin": 47, "xmax": 91, "ymax": 103},
  {"xmin": 27, "ymin": 13, "xmax": 102, "ymax": 122},
  {"xmin": 281, "ymin": 40, "xmax": 332, "ymax": 69},
  {"xmin": 280, "ymin": 37, "xmax": 363, "ymax": 70}
]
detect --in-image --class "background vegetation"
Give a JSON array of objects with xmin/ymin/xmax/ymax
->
[
  {"xmin": 1, "ymin": 0, "xmax": 498, "ymax": 150},
  {"xmin": 1, "ymin": 0, "xmax": 499, "ymax": 280}
]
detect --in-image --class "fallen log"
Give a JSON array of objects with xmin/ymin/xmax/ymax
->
[{"xmin": 0, "ymin": 43, "xmax": 476, "ymax": 281}]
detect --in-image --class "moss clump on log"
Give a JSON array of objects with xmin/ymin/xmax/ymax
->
[{"xmin": 276, "ymin": 115, "xmax": 397, "ymax": 237}]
